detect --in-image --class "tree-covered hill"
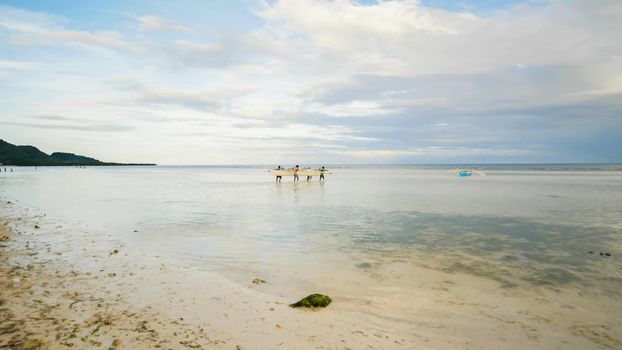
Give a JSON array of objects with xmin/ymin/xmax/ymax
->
[{"xmin": 0, "ymin": 139, "xmax": 155, "ymax": 166}]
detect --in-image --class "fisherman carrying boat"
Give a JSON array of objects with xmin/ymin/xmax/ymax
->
[
  {"xmin": 275, "ymin": 165, "xmax": 282, "ymax": 183},
  {"xmin": 293, "ymin": 165, "xmax": 300, "ymax": 182},
  {"xmin": 270, "ymin": 165, "xmax": 327, "ymax": 182}
]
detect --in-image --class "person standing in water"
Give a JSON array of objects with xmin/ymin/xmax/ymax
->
[
  {"xmin": 305, "ymin": 167, "xmax": 313, "ymax": 181},
  {"xmin": 275, "ymin": 165, "xmax": 283, "ymax": 183},
  {"xmin": 293, "ymin": 165, "xmax": 300, "ymax": 182},
  {"xmin": 320, "ymin": 166, "xmax": 327, "ymax": 182}
]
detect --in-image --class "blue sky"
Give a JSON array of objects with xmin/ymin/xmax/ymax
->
[{"xmin": 1, "ymin": 0, "xmax": 621, "ymax": 164}]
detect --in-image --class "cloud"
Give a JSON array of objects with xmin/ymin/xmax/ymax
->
[
  {"xmin": 0, "ymin": 5, "xmax": 140, "ymax": 53},
  {"xmin": 30, "ymin": 114, "xmax": 78, "ymax": 122},
  {"xmin": 1, "ymin": 121, "xmax": 135, "ymax": 132},
  {"xmin": 258, "ymin": 0, "xmax": 622, "ymax": 76},
  {"xmin": 300, "ymin": 61, "xmax": 622, "ymax": 117},
  {"xmin": 1, "ymin": 1, "xmax": 621, "ymax": 163},
  {"xmin": 0, "ymin": 59, "xmax": 35, "ymax": 70},
  {"xmin": 162, "ymin": 38, "xmax": 249, "ymax": 68},
  {"xmin": 305, "ymin": 100, "xmax": 395, "ymax": 117},
  {"xmin": 0, "ymin": 5, "xmax": 61, "ymax": 32},
  {"xmin": 337, "ymin": 146, "xmax": 543, "ymax": 160},
  {"xmin": 170, "ymin": 122, "xmax": 373, "ymax": 142},
  {"xmin": 136, "ymin": 15, "xmax": 195, "ymax": 34},
  {"xmin": 17, "ymin": 30, "xmax": 138, "ymax": 52},
  {"xmin": 120, "ymin": 85, "xmax": 260, "ymax": 111}
]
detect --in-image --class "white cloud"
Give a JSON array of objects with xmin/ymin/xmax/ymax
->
[
  {"xmin": 0, "ymin": 6, "xmax": 140, "ymax": 53},
  {"xmin": 306, "ymin": 100, "xmax": 394, "ymax": 117},
  {"xmin": 0, "ymin": 59, "xmax": 35, "ymax": 70},
  {"xmin": 1, "ymin": 1, "xmax": 621, "ymax": 163},
  {"xmin": 338, "ymin": 147, "xmax": 541, "ymax": 159},
  {"xmin": 133, "ymin": 85, "xmax": 259, "ymax": 109},
  {"xmin": 258, "ymin": 0, "xmax": 622, "ymax": 76},
  {"xmin": 136, "ymin": 15, "xmax": 195, "ymax": 34},
  {"xmin": 0, "ymin": 5, "xmax": 62, "ymax": 32},
  {"xmin": 12, "ymin": 30, "xmax": 140, "ymax": 52}
]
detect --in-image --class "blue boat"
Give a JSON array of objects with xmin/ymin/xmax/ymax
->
[{"xmin": 459, "ymin": 170, "xmax": 472, "ymax": 177}]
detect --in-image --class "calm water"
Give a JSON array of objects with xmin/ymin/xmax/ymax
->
[{"xmin": 1, "ymin": 165, "xmax": 621, "ymax": 297}]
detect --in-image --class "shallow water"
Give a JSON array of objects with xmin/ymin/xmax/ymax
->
[
  {"xmin": 1, "ymin": 165, "xmax": 621, "ymax": 304},
  {"xmin": 0, "ymin": 166, "xmax": 622, "ymax": 293}
]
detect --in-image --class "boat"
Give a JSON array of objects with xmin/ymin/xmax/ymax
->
[
  {"xmin": 459, "ymin": 170, "xmax": 472, "ymax": 177},
  {"xmin": 270, "ymin": 168, "xmax": 322, "ymax": 177}
]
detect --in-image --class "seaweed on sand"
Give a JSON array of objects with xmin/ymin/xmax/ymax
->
[{"xmin": 289, "ymin": 294, "xmax": 332, "ymax": 308}]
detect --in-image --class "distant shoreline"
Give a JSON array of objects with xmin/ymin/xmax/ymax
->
[{"xmin": 0, "ymin": 163, "xmax": 158, "ymax": 167}]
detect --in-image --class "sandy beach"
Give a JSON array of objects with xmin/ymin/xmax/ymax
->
[
  {"xmin": 0, "ymin": 201, "xmax": 412, "ymax": 350},
  {"xmin": 1, "ymin": 193, "xmax": 621, "ymax": 349}
]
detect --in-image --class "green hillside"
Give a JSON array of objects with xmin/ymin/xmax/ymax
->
[
  {"xmin": 0, "ymin": 139, "xmax": 154, "ymax": 166},
  {"xmin": 50, "ymin": 152, "xmax": 105, "ymax": 165}
]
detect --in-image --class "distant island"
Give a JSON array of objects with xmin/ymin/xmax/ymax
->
[{"xmin": 0, "ymin": 139, "xmax": 155, "ymax": 166}]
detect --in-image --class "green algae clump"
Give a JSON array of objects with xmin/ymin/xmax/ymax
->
[{"xmin": 289, "ymin": 294, "xmax": 332, "ymax": 309}]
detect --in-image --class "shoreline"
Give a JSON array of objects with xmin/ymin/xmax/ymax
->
[{"xmin": 1, "ymin": 198, "xmax": 621, "ymax": 349}]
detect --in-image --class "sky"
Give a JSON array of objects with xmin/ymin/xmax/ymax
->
[{"xmin": 1, "ymin": 0, "xmax": 621, "ymax": 165}]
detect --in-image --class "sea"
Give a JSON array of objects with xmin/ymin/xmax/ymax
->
[{"xmin": 1, "ymin": 164, "xmax": 621, "ymax": 345}]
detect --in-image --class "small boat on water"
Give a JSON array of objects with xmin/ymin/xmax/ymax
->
[{"xmin": 269, "ymin": 168, "xmax": 321, "ymax": 177}]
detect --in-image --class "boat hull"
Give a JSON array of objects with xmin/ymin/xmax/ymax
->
[{"xmin": 270, "ymin": 169, "xmax": 321, "ymax": 176}]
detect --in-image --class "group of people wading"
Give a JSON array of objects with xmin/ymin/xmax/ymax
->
[{"xmin": 274, "ymin": 165, "xmax": 327, "ymax": 183}]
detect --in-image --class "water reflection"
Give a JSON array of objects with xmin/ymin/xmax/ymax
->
[{"xmin": 1, "ymin": 166, "xmax": 621, "ymax": 295}]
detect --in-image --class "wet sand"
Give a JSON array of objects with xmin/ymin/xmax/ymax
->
[
  {"xmin": 1, "ymin": 200, "xmax": 621, "ymax": 349},
  {"xmin": 0, "ymin": 206, "xmax": 411, "ymax": 349}
]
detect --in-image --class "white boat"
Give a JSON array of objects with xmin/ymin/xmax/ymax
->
[{"xmin": 270, "ymin": 169, "xmax": 322, "ymax": 177}]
